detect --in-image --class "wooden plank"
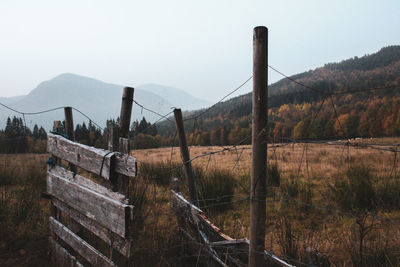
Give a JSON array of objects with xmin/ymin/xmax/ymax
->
[
  {"xmin": 114, "ymin": 152, "xmax": 137, "ymax": 177},
  {"xmin": 47, "ymin": 166, "xmax": 133, "ymax": 237},
  {"xmin": 171, "ymin": 190, "xmax": 227, "ymax": 241},
  {"xmin": 47, "ymin": 133, "xmax": 115, "ymax": 181},
  {"xmin": 53, "ymin": 198, "xmax": 132, "ymax": 257},
  {"xmin": 49, "ymin": 236, "xmax": 83, "ymax": 267},
  {"xmin": 51, "ymin": 165, "xmax": 128, "ymax": 204},
  {"xmin": 47, "ymin": 133, "xmax": 137, "ymax": 179},
  {"xmin": 50, "ymin": 217, "xmax": 115, "ymax": 266}
]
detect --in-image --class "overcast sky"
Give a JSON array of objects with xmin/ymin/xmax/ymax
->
[{"xmin": 0, "ymin": 0, "xmax": 399, "ymax": 101}]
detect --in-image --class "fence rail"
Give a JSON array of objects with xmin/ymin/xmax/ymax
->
[{"xmin": 171, "ymin": 187, "xmax": 294, "ymax": 267}]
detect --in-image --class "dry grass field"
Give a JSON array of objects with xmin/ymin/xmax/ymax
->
[
  {"xmin": 133, "ymin": 138, "xmax": 400, "ymax": 179},
  {"xmin": 132, "ymin": 138, "xmax": 400, "ymax": 266},
  {"xmin": 1, "ymin": 138, "xmax": 399, "ymax": 266}
]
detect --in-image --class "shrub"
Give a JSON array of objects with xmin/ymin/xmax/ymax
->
[
  {"xmin": 138, "ymin": 161, "xmax": 183, "ymax": 186},
  {"xmin": 267, "ymin": 163, "xmax": 281, "ymax": 187},
  {"xmin": 197, "ymin": 168, "xmax": 235, "ymax": 212},
  {"xmin": 376, "ymin": 178, "xmax": 400, "ymax": 210},
  {"xmin": 330, "ymin": 165, "xmax": 376, "ymax": 211},
  {"xmin": 281, "ymin": 174, "xmax": 300, "ymax": 199}
]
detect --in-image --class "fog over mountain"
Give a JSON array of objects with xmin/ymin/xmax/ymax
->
[{"xmin": 0, "ymin": 73, "xmax": 211, "ymax": 130}]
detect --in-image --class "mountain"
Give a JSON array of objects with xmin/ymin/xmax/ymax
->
[
  {"xmin": 0, "ymin": 73, "xmax": 211, "ymax": 130},
  {"xmin": 0, "ymin": 95, "xmax": 26, "ymax": 105},
  {"xmin": 137, "ymin": 83, "xmax": 210, "ymax": 110},
  {"xmin": 157, "ymin": 45, "xmax": 400, "ymax": 144}
]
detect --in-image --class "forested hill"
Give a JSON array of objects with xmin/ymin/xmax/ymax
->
[{"xmin": 156, "ymin": 45, "xmax": 400, "ymax": 145}]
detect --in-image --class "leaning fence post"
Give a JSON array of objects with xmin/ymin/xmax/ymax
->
[
  {"xmin": 249, "ymin": 26, "xmax": 268, "ymax": 267},
  {"xmin": 173, "ymin": 108, "xmax": 199, "ymax": 206}
]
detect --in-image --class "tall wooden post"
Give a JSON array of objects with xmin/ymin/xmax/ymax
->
[
  {"xmin": 249, "ymin": 26, "xmax": 268, "ymax": 267},
  {"xmin": 173, "ymin": 108, "xmax": 199, "ymax": 206},
  {"xmin": 107, "ymin": 87, "xmax": 134, "ymax": 264},
  {"xmin": 119, "ymin": 87, "xmax": 134, "ymax": 139},
  {"xmin": 117, "ymin": 87, "xmax": 134, "ymax": 195},
  {"xmin": 64, "ymin": 107, "xmax": 77, "ymax": 173}
]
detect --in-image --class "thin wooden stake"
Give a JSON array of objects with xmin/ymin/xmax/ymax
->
[
  {"xmin": 249, "ymin": 26, "xmax": 268, "ymax": 267},
  {"xmin": 64, "ymin": 107, "xmax": 77, "ymax": 174},
  {"xmin": 174, "ymin": 108, "xmax": 198, "ymax": 206}
]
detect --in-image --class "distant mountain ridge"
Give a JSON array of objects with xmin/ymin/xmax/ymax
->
[{"xmin": 0, "ymin": 73, "xmax": 211, "ymax": 130}]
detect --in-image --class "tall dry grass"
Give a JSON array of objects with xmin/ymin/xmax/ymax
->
[
  {"xmin": 132, "ymin": 138, "xmax": 400, "ymax": 266},
  {"xmin": 1, "ymin": 137, "xmax": 400, "ymax": 266},
  {"xmin": 0, "ymin": 154, "xmax": 50, "ymax": 266}
]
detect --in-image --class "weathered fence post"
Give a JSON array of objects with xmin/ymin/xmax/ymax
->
[
  {"xmin": 64, "ymin": 107, "xmax": 77, "ymax": 173},
  {"xmin": 108, "ymin": 126, "xmax": 120, "ymax": 152},
  {"xmin": 249, "ymin": 26, "xmax": 268, "ymax": 267},
  {"xmin": 119, "ymin": 87, "xmax": 134, "ymax": 140},
  {"xmin": 113, "ymin": 87, "xmax": 134, "ymax": 195},
  {"xmin": 173, "ymin": 108, "xmax": 199, "ymax": 206}
]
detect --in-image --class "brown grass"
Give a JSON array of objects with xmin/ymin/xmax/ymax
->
[
  {"xmin": 132, "ymin": 138, "xmax": 400, "ymax": 266},
  {"xmin": 1, "ymin": 138, "xmax": 400, "ymax": 266}
]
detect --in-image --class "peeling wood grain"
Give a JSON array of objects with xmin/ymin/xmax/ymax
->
[
  {"xmin": 50, "ymin": 217, "xmax": 115, "ymax": 266},
  {"xmin": 47, "ymin": 133, "xmax": 136, "ymax": 179},
  {"xmin": 47, "ymin": 167, "xmax": 132, "ymax": 237},
  {"xmin": 50, "ymin": 165, "xmax": 128, "ymax": 204},
  {"xmin": 53, "ymin": 198, "xmax": 132, "ymax": 257}
]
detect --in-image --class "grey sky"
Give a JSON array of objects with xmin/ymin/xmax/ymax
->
[{"xmin": 0, "ymin": 0, "xmax": 399, "ymax": 101}]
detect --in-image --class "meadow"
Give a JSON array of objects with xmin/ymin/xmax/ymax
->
[{"xmin": 1, "ymin": 138, "xmax": 400, "ymax": 266}]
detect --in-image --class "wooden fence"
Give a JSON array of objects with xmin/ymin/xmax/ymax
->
[
  {"xmin": 171, "ymin": 180, "xmax": 294, "ymax": 267},
  {"xmin": 46, "ymin": 87, "xmax": 136, "ymax": 266},
  {"xmin": 46, "ymin": 132, "xmax": 136, "ymax": 266}
]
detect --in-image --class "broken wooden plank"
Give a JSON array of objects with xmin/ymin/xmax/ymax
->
[
  {"xmin": 50, "ymin": 217, "xmax": 115, "ymax": 266},
  {"xmin": 47, "ymin": 133, "xmax": 115, "ymax": 180},
  {"xmin": 47, "ymin": 133, "xmax": 137, "ymax": 179},
  {"xmin": 47, "ymin": 166, "xmax": 133, "ymax": 237},
  {"xmin": 49, "ymin": 236, "xmax": 83, "ymax": 267},
  {"xmin": 172, "ymin": 190, "xmax": 294, "ymax": 267},
  {"xmin": 210, "ymin": 239, "xmax": 249, "ymax": 247},
  {"xmin": 51, "ymin": 165, "xmax": 128, "ymax": 204},
  {"xmin": 264, "ymin": 250, "xmax": 295, "ymax": 267},
  {"xmin": 53, "ymin": 197, "xmax": 132, "ymax": 257},
  {"xmin": 171, "ymin": 190, "xmax": 227, "ymax": 241}
]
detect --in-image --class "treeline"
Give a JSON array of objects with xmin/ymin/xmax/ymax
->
[
  {"xmin": 155, "ymin": 45, "xmax": 400, "ymax": 145},
  {"xmin": 0, "ymin": 116, "xmax": 164, "ymax": 153},
  {"xmin": 2, "ymin": 46, "xmax": 400, "ymax": 151},
  {"xmin": 0, "ymin": 116, "xmax": 47, "ymax": 153},
  {"xmin": 156, "ymin": 90, "xmax": 400, "ymax": 146}
]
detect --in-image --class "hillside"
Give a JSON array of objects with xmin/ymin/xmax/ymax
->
[
  {"xmin": 0, "ymin": 74, "xmax": 211, "ymax": 130},
  {"xmin": 157, "ymin": 45, "xmax": 400, "ymax": 144}
]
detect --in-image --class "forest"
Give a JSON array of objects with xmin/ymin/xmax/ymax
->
[{"xmin": 1, "ymin": 46, "xmax": 400, "ymax": 151}]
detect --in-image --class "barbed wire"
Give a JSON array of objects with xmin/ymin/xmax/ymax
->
[{"xmin": 183, "ymin": 75, "xmax": 253, "ymax": 121}]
